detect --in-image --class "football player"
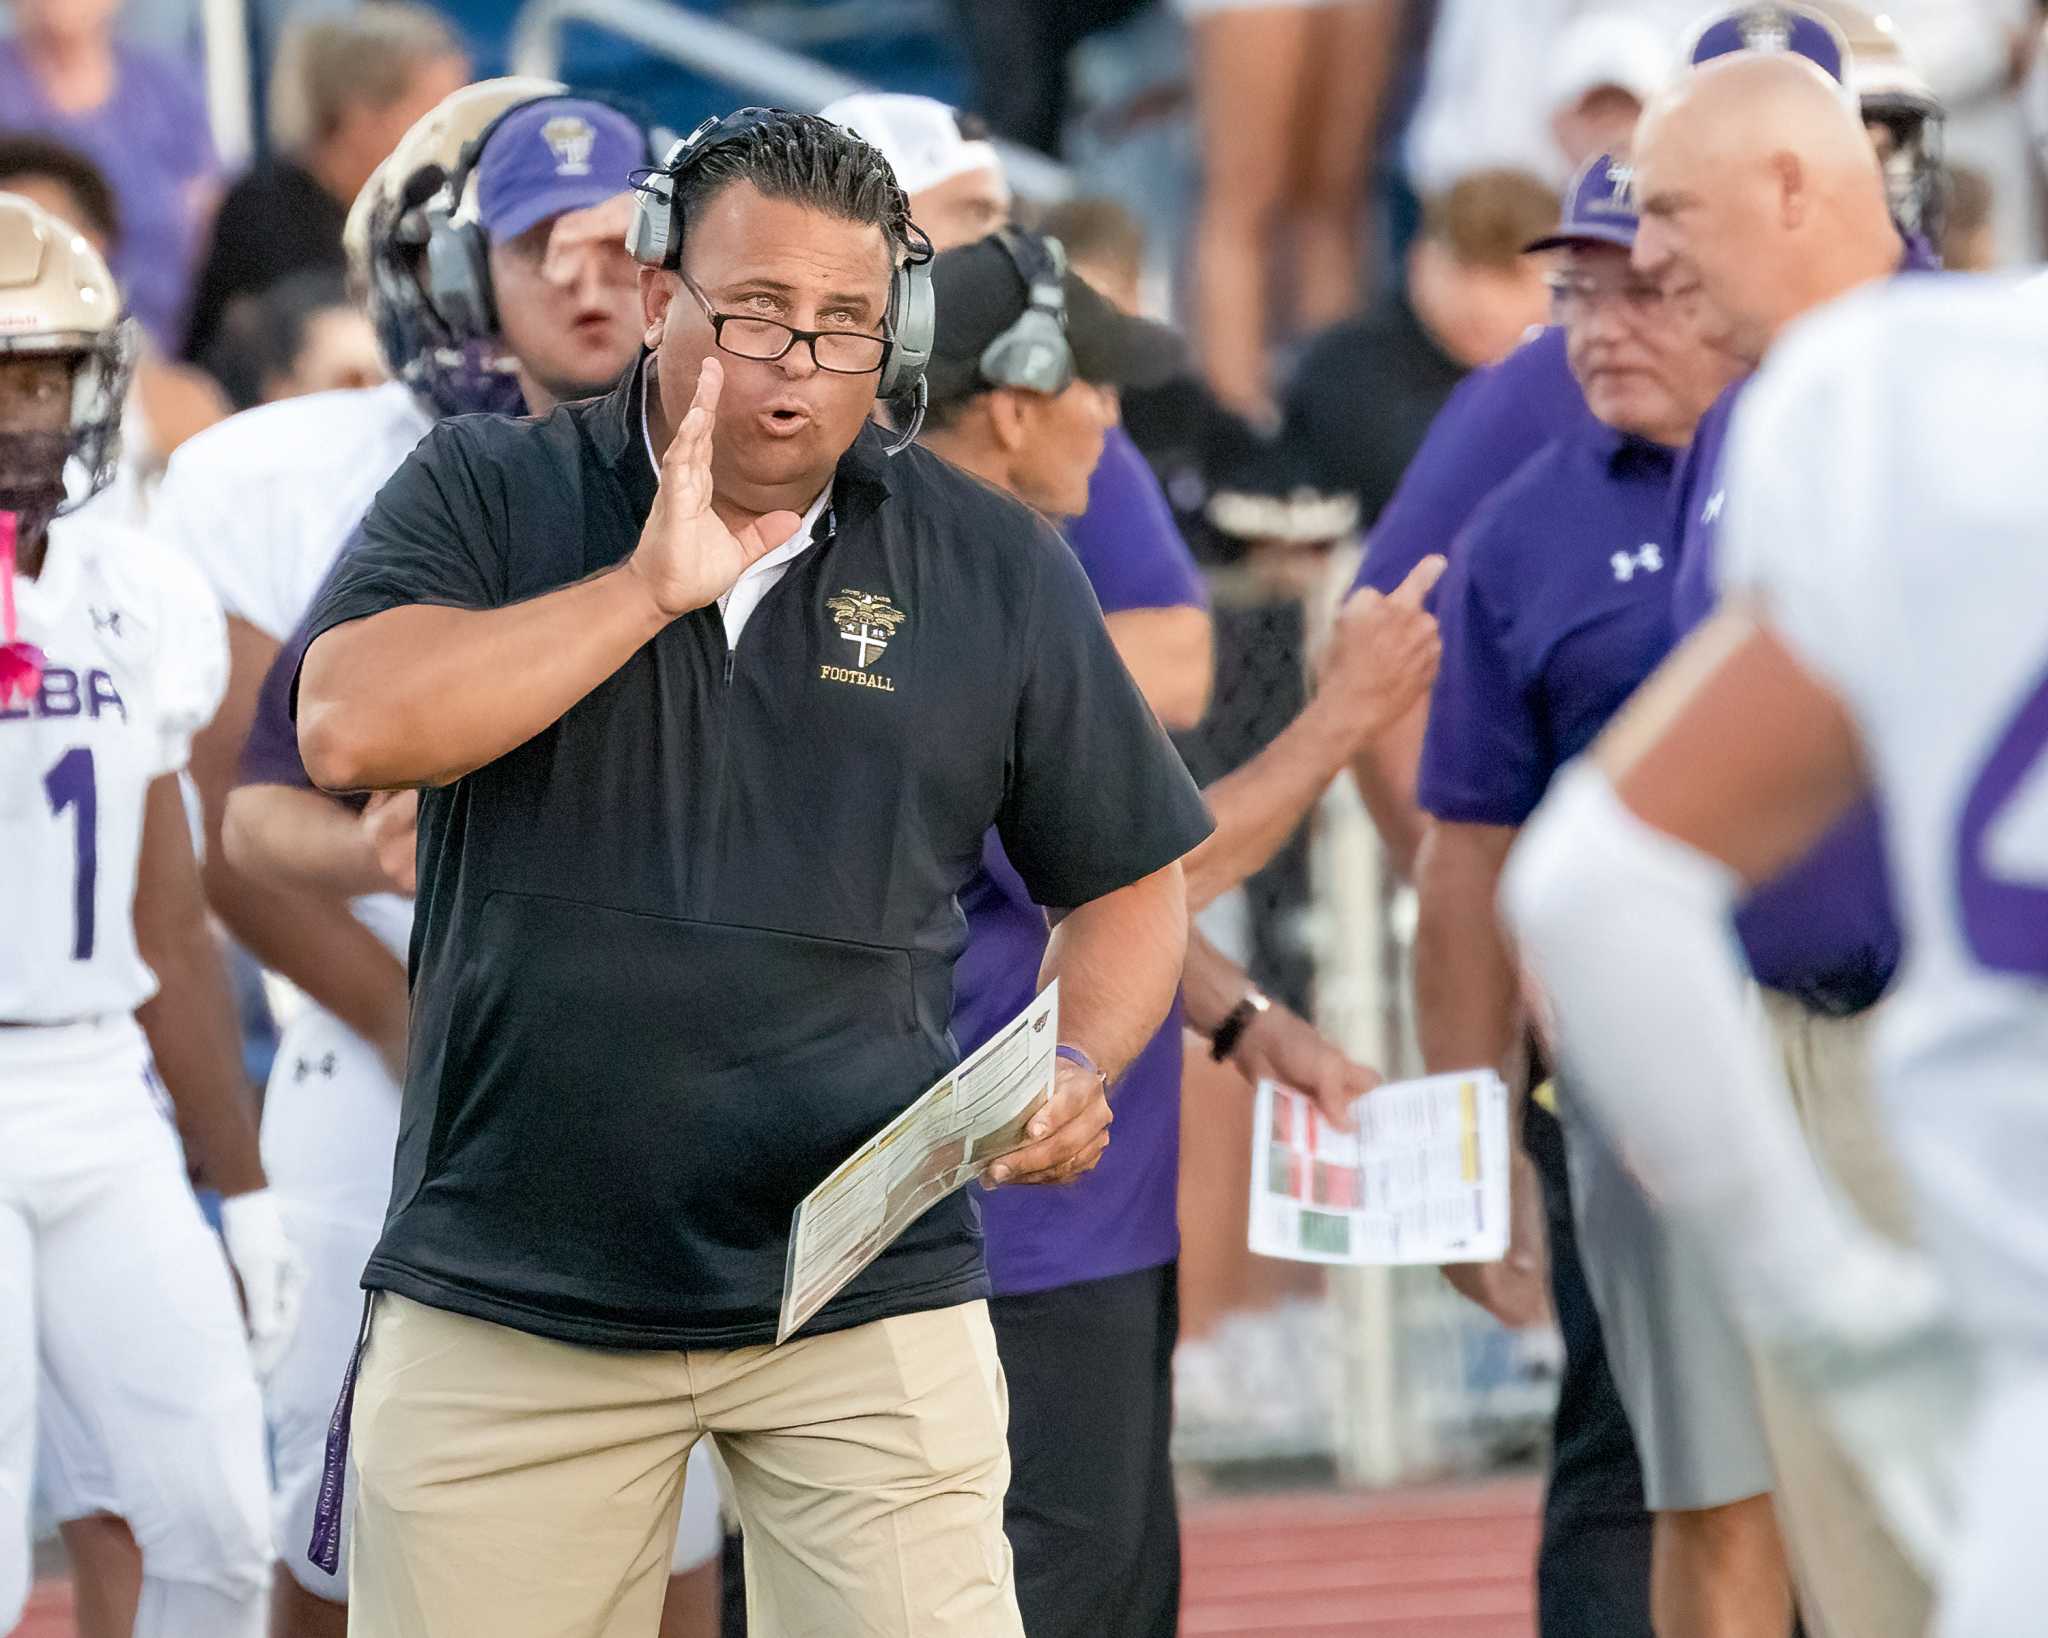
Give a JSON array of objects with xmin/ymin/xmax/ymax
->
[
  {"xmin": 154, "ymin": 81, "xmax": 725, "ymax": 1638},
  {"xmin": 1505, "ymin": 272, "xmax": 2040, "ymax": 1638},
  {"xmin": 0, "ymin": 192, "xmax": 300, "ymax": 1638}
]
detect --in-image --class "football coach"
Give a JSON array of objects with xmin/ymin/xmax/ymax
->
[{"xmin": 293, "ymin": 107, "xmax": 1210, "ymax": 1638}]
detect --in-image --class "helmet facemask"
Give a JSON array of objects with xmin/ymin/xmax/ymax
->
[
  {"xmin": 0, "ymin": 191, "xmax": 133, "ymax": 539},
  {"xmin": 1863, "ymin": 97, "xmax": 1946, "ymax": 245}
]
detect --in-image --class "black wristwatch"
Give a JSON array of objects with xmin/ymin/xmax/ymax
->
[{"xmin": 1209, "ymin": 987, "xmax": 1271, "ymax": 1062}]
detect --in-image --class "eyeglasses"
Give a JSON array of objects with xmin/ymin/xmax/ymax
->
[
  {"xmin": 1546, "ymin": 272, "xmax": 1668, "ymax": 321},
  {"xmin": 678, "ymin": 274, "xmax": 892, "ymax": 376}
]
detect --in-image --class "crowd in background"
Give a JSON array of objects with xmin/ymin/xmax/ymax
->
[{"xmin": 4, "ymin": 0, "xmax": 2043, "ymax": 503}]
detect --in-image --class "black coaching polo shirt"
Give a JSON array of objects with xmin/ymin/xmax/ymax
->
[{"xmin": 299, "ymin": 358, "xmax": 1214, "ymax": 1350}]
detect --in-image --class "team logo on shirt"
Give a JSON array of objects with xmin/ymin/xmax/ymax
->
[
  {"xmin": 542, "ymin": 116, "xmax": 596, "ymax": 176},
  {"xmin": 820, "ymin": 590, "xmax": 907, "ymax": 691},
  {"xmin": 1702, "ymin": 490, "xmax": 1726, "ymax": 525},
  {"xmin": 89, "ymin": 606, "xmax": 122, "ymax": 639},
  {"xmin": 1611, "ymin": 543, "xmax": 1664, "ymax": 582}
]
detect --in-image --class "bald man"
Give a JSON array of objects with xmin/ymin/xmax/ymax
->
[
  {"xmin": 1633, "ymin": 52, "xmax": 1913, "ymax": 368},
  {"xmin": 1547, "ymin": 49, "xmax": 1946, "ymax": 1638}
]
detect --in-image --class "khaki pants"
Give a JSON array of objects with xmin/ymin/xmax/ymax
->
[
  {"xmin": 1752, "ymin": 992, "xmax": 1934, "ymax": 1638},
  {"xmin": 347, "ymin": 1293, "xmax": 1023, "ymax": 1638}
]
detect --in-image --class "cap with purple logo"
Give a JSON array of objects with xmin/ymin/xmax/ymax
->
[
  {"xmin": 1687, "ymin": 4, "xmax": 1849, "ymax": 85},
  {"xmin": 475, "ymin": 98, "xmax": 648, "ymax": 242},
  {"xmin": 1524, "ymin": 152, "xmax": 1638, "ymax": 254}
]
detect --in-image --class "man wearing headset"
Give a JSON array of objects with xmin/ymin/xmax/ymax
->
[
  {"xmin": 292, "ymin": 106, "xmax": 1211, "ymax": 1636},
  {"xmin": 126, "ymin": 79, "xmax": 721, "ymax": 1638},
  {"xmin": 913, "ymin": 230, "xmax": 1439, "ymax": 1637},
  {"xmin": 912, "ymin": 230, "xmax": 1197, "ymax": 1636}
]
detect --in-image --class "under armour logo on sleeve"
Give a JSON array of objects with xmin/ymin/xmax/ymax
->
[{"xmin": 1611, "ymin": 544, "xmax": 1664, "ymax": 582}]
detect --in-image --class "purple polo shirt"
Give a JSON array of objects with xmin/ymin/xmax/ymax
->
[
  {"xmin": 0, "ymin": 41, "xmax": 219, "ymax": 348},
  {"xmin": 957, "ymin": 425, "xmax": 1208, "ymax": 1296},
  {"xmin": 1354, "ymin": 325, "xmax": 1596, "ymax": 597},
  {"xmin": 1420, "ymin": 426, "xmax": 1680, "ymax": 824},
  {"xmin": 1667, "ymin": 247, "xmax": 1937, "ymax": 1014},
  {"xmin": 1669, "ymin": 384, "xmax": 1900, "ymax": 1012}
]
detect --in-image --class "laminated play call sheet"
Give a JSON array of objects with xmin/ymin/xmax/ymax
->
[
  {"xmin": 1249, "ymin": 1069, "xmax": 1510, "ymax": 1267},
  {"xmin": 779, "ymin": 982, "xmax": 1060, "ymax": 1342}
]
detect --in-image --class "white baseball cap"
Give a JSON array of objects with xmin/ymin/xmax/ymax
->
[
  {"xmin": 820, "ymin": 91, "xmax": 1004, "ymax": 197},
  {"xmin": 1547, "ymin": 13, "xmax": 1674, "ymax": 116}
]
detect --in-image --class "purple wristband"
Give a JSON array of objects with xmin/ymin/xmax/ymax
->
[{"xmin": 1055, "ymin": 1043, "xmax": 1106, "ymax": 1086}]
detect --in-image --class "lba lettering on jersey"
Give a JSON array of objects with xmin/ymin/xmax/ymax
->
[
  {"xmin": 0, "ymin": 665, "xmax": 127, "ymax": 722},
  {"xmin": 2, "ymin": 514, "xmax": 226, "ymax": 1022}
]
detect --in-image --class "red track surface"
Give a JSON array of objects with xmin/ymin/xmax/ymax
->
[
  {"xmin": 12, "ymin": 1476, "xmax": 1541, "ymax": 1638},
  {"xmin": 1182, "ymin": 1478, "xmax": 1540, "ymax": 1637}
]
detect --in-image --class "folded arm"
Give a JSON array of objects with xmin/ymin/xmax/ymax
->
[{"xmin": 190, "ymin": 615, "xmax": 411, "ymax": 1075}]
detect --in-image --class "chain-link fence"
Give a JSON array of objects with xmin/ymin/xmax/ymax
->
[{"xmin": 1171, "ymin": 554, "xmax": 1558, "ymax": 1489}]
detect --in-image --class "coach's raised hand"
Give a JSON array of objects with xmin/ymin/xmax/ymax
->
[
  {"xmin": 303, "ymin": 361, "xmax": 810, "ymax": 792},
  {"xmin": 627, "ymin": 358, "xmax": 803, "ymax": 619}
]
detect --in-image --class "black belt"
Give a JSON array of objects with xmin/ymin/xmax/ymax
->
[{"xmin": 1765, "ymin": 967, "xmax": 1892, "ymax": 1019}]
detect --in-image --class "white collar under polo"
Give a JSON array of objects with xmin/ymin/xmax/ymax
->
[{"xmin": 640, "ymin": 368, "xmax": 832, "ymax": 647}]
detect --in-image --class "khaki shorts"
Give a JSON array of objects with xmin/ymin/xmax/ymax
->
[
  {"xmin": 347, "ymin": 1293, "xmax": 1023, "ymax": 1638},
  {"xmin": 1752, "ymin": 992, "xmax": 1934, "ymax": 1638}
]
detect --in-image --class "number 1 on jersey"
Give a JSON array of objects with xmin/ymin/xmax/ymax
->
[{"xmin": 43, "ymin": 746, "xmax": 97, "ymax": 960}]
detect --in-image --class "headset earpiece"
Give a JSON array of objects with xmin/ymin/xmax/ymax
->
[
  {"xmin": 878, "ymin": 234, "xmax": 935, "ymax": 399},
  {"xmin": 625, "ymin": 135, "xmax": 691, "ymax": 270},
  {"xmin": 977, "ymin": 231, "xmax": 1074, "ymax": 397},
  {"xmin": 420, "ymin": 187, "xmax": 497, "ymax": 342}
]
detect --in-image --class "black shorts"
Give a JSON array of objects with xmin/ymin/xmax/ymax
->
[{"xmin": 1526, "ymin": 1099, "xmax": 1655, "ymax": 1638}]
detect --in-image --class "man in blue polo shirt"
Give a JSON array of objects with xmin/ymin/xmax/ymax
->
[{"xmin": 1412, "ymin": 155, "xmax": 1789, "ymax": 1638}]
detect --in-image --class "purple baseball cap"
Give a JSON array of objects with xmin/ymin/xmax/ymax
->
[
  {"xmin": 1524, "ymin": 152, "xmax": 1638, "ymax": 253},
  {"xmin": 475, "ymin": 98, "xmax": 648, "ymax": 242},
  {"xmin": 1687, "ymin": 4, "xmax": 1849, "ymax": 85}
]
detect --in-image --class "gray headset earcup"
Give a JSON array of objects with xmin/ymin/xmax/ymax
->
[
  {"xmin": 979, "ymin": 310, "xmax": 1075, "ymax": 397},
  {"xmin": 423, "ymin": 214, "xmax": 495, "ymax": 342},
  {"xmin": 627, "ymin": 136, "xmax": 692, "ymax": 269},
  {"xmin": 624, "ymin": 185, "xmax": 675, "ymax": 269},
  {"xmin": 879, "ymin": 260, "xmax": 934, "ymax": 398}
]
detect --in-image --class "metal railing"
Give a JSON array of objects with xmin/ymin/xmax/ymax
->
[
  {"xmin": 506, "ymin": 0, "xmax": 1072, "ymax": 200},
  {"xmin": 200, "ymin": 0, "xmax": 255, "ymax": 167}
]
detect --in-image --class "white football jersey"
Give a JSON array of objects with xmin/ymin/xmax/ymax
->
[
  {"xmin": 155, "ymin": 380, "xmax": 433, "ymax": 961},
  {"xmin": 2, "ymin": 513, "xmax": 227, "ymax": 1021},
  {"xmin": 1718, "ymin": 275, "xmax": 2048, "ymax": 1113},
  {"xmin": 155, "ymin": 381, "xmax": 434, "ymax": 642}
]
